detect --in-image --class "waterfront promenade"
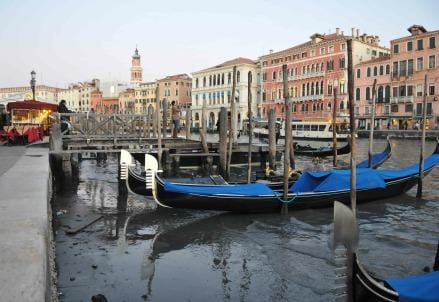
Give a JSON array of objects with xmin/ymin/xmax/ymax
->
[{"xmin": 0, "ymin": 145, "xmax": 54, "ymax": 301}]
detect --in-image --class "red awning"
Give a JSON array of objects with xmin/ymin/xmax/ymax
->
[{"xmin": 6, "ymin": 100, "xmax": 59, "ymax": 112}]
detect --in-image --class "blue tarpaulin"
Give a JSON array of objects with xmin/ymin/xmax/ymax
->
[
  {"xmin": 164, "ymin": 181, "xmax": 275, "ymax": 196},
  {"xmin": 385, "ymin": 271, "xmax": 439, "ymax": 302},
  {"xmin": 356, "ymin": 149, "xmax": 389, "ymax": 168},
  {"xmin": 377, "ymin": 154, "xmax": 439, "ymax": 180},
  {"xmin": 290, "ymin": 168, "xmax": 386, "ymax": 193}
]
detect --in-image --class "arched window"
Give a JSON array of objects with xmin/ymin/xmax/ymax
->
[
  {"xmin": 306, "ymin": 83, "xmax": 310, "ymax": 96},
  {"xmin": 385, "ymin": 65, "xmax": 390, "ymax": 75},
  {"xmin": 367, "ymin": 67, "xmax": 371, "ymax": 77},
  {"xmin": 221, "ymin": 73, "xmax": 225, "ymax": 85},
  {"xmin": 320, "ymin": 81, "xmax": 324, "ymax": 95},
  {"xmin": 195, "ymin": 78, "xmax": 199, "ymax": 88},
  {"xmin": 302, "ymin": 83, "xmax": 306, "ymax": 96},
  {"xmin": 217, "ymin": 74, "xmax": 220, "ymax": 85},
  {"xmin": 302, "ymin": 66, "xmax": 306, "ymax": 74},
  {"xmin": 237, "ymin": 71, "xmax": 240, "ymax": 83},
  {"xmin": 313, "ymin": 103, "xmax": 316, "ymax": 111},
  {"xmin": 209, "ymin": 75, "xmax": 212, "ymax": 86},
  {"xmin": 379, "ymin": 65, "xmax": 384, "ymax": 75},
  {"xmin": 316, "ymin": 64, "xmax": 320, "ymax": 72},
  {"xmin": 355, "ymin": 88, "xmax": 360, "ymax": 101},
  {"xmin": 311, "ymin": 83, "xmax": 315, "ymax": 95},
  {"xmin": 378, "ymin": 86, "xmax": 384, "ymax": 103},
  {"xmin": 316, "ymin": 82, "xmax": 320, "ymax": 95},
  {"xmin": 311, "ymin": 64, "xmax": 315, "ymax": 72},
  {"xmin": 228, "ymin": 73, "xmax": 231, "ymax": 84},
  {"xmin": 321, "ymin": 62, "xmax": 324, "ymax": 71},
  {"xmin": 195, "ymin": 112, "xmax": 200, "ymax": 120},
  {"xmin": 203, "ymin": 77, "xmax": 206, "ymax": 87},
  {"xmin": 213, "ymin": 75, "xmax": 216, "ymax": 86},
  {"xmin": 385, "ymin": 85, "xmax": 391, "ymax": 103},
  {"xmin": 356, "ymin": 69, "xmax": 361, "ymax": 78},
  {"xmin": 307, "ymin": 65, "xmax": 310, "ymax": 74},
  {"xmin": 366, "ymin": 87, "xmax": 371, "ymax": 100},
  {"xmin": 340, "ymin": 101, "xmax": 344, "ymax": 110},
  {"xmin": 373, "ymin": 66, "xmax": 378, "ymax": 76},
  {"xmin": 272, "ymin": 71, "xmax": 276, "ymax": 80}
]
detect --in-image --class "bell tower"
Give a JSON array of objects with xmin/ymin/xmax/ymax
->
[{"xmin": 130, "ymin": 47, "xmax": 143, "ymax": 85}]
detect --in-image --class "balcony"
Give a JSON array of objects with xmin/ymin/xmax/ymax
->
[
  {"xmin": 390, "ymin": 96, "xmax": 414, "ymax": 103},
  {"xmin": 287, "ymin": 70, "xmax": 326, "ymax": 81},
  {"xmin": 290, "ymin": 94, "xmax": 324, "ymax": 102}
]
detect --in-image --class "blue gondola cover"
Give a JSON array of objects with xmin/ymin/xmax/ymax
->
[
  {"xmin": 164, "ymin": 181, "xmax": 275, "ymax": 196},
  {"xmin": 290, "ymin": 168, "xmax": 386, "ymax": 193},
  {"xmin": 385, "ymin": 271, "xmax": 439, "ymax": 302}
]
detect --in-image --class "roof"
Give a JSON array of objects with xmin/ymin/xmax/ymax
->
[
  {"xmin": 356, "ymin": 55, "xmax": 391, "ymax": 66},
  {"xmin": 407, "ymin": 24, "xmax": 427, "ymax": 34},
  {"xmin": 158, "ymin": 74, "xmax": 191, "ymax": 81},
  {"xmin": 6, "ymin": 100, "xmax": 58, "ymax": 112},
  {"xmin": 197, "ymin": 57, "xmax": 256, "ymax": 72}
]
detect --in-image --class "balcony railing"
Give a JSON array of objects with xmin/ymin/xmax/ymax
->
[
  {"xmin": 290, "ymin": 94, "xmax": 325, "ymax": 102},
  {"xmin": 390, "ymin": 96, "xmax": 414, "ymax": 103}
]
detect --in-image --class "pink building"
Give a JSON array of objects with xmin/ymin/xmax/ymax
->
[
  {"xmin": 102, "ymin": 97, "xmax": 118, "ymax": 113},
  {"xmin": 119, "ymin": 89, "xmax": 135, "ymax": 114},
  {"xmin": 390, "ymin": 25, "xmax": 439, "ymax": 129},
  {"xmin": 260, "ymin": 28, "xmax": 389, "ymax": 122},
  {"xmin": 354, "ymin": 56, "xmax": 392, "ymax": 130},
  {"xmin": 90, "ymin": 89, "xmax": 103, "ymax": 112}
]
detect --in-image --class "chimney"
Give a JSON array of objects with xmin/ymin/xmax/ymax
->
[
  {"xmin": 269, "ymin": 49, "xmax": 273, "ymax": 54},
  {"xmin": 361, "ymin": 34, "xmax": 367, "ymax": 42},
  {"xmin": 341, "ymin": 30, "xmax": 344, "ymax": 36},
  {"xmin": 351, "ymin": 28, "xmax": 355, "ymax": 37},
  {"xmin": 356, "ymin": 29, "xmax": 360, "ymax": 38},
  {"xmin": 336, "ymin": 27, "xmax": 340, "ymax": 35}
]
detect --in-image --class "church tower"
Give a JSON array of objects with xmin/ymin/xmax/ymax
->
[{"xmin": 130, "ymin": 47, "xmax": 143, "ymax": 85}]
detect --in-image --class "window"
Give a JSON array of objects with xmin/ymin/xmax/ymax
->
[
  {"xmin": 329, "ymin": 46, "xmax": 334, "ymax": 53},
  {"xmin": 228, "ymin": 73, "xmax": 231, "ymax": 84},
  {"xmin": 175, "ymin": 89, "xmax": 178, "ymax": 96},
  {"xmin": 320, "ymin": 47, "xmax": 325, "ymax": 55},
  {"xmin": 405, "ymin": 104, "xmax": 413, "ymax": 112},
  {"xmin": 373, "ymin": 66, "xmax": 378, "ymax": 76},
  {"xmin": 221, "ymin": 73, "xmax": 224, "ymax": 85},
  {"xmin": 393, "ymin": 62, "xmax": 398, "ymax": 76},
  {"xmin": 393, "ymin": 44, "xmax": 399, "ymax": 54},
  {"xmin": 399, "ymin": 85, "xmax": 406, "ymax": 97},
  {"xmin": 272, "ymin": 71, "xmax": 276, "ymax": 80},
  {"xmin": 429, "ymin": 84, "xmax": 435, "ymax": 96},
  {"xmin": 379, "ymin": 65, "xmax": 384, "ymax": 75},
  {"xmin": 367, "ymin": 67, "xmax": 371, "ymax": 77},
  {"xmin": 429, "ymin": 55, "xmax": 436, "ymax": 69},
  {"xmin": 237, "ymin": 71, "xmax": 240, "ymax": 83},
  {"xmin": 209, "ymin": 75, "xmax": 212, "ymax": 86},
  {"xmin": 407, "ymin": 41, "xmax": 413, "ymax": 51},
  {"xmin": 385, "ymin": 86, "xmax": 391, "ymax": 103},
  {"xmin": 430, "ymin": 37, "xmax": 436, "ymax": 49},
  {"xmin": 341, "ymin": 43, "xmax": 346, "ymax": 51},
  {"xmin": 366, "ymin": 87, "xmax": 371, "ymax": 100},
  {"xmin": 417, "ymin": 84, "xmax": 423, "ymax": 97},
  {"xmin": 356, "ymin": 69, "xmax": 361, "ymax": 78},
  {"xmin": 407, "ymin": 85, "xmax": 413, "ymax": 96},
  {"xmin": 263, "ymin": 72, "xmax": 267, "ymax": 81},
  {"xmin": 328, "ymin": 83, "xmax": 333, "ymax": 95},
  {"xmin": 386, "ymin": 64, "xmax": 390, "ymax": 74},
  {"xmin": 355, "ymin": 88, "xmax": 360, "ymax": 101},
  {"xmin": 417, "ymin": 57, "xmax": 423, "ymax": 71},
  {"xmin": 399, "ymin": 60, "xmax": 407, "ymax": 76},
  {"xmin": 378, "ymin": 86, "xmax": 383, "ymax": 102},
  {"xmin": 416, "ymin": 103, "xmax": 423, "ymax": 115},
  {"xmin": 393, "ymin": 86, "xmax": 398, "ymax": 97},
  {"xmin": 372, "ymin": 50, "xmax": 377, "ymax": 56},
  {"xmin": 339, "ymin": 58, "xmax": 345, "ymax": 68},
  {"xmin": 427, "ymin": 103, "xmax": 433, "ymax": 115},
  {"xmin": 391, "ymin": 104, "xmax": 399, "ymax": 113},
  {"xmin": 408, "ymin": 59, "xmax": 413, "ymax": 76},
  {"xmin": 417, "ymin": 39, "xmax": 424, "ymax": 50}
]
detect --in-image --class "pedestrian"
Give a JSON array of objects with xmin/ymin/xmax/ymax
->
[
  {"xmin": 58, "ymin": 99, "xmax": 72, "ymax": 133},
  {"xmin": 387, "ymin": 122, "xmax": 390, "ymax": 130},
  {"xmin": 171, "ymin": 101, "xmax": 181, "ymax": 138},
  {"xmin": 414, "ymin": 121, "xmax": 420, "ymax": 130}
]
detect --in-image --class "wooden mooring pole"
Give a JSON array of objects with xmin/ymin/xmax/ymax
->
[
  {"xmin": 332, "ymin": 87, "xmax": 338, "ymax": 167},
  {"xmin": 162, "ymin": 99, "xmax": 168, "ymax": 138},
  {"xmin": 347, "ymin": 38, "xmax": 357, "ymax": 215},
  {"xmin": 226, "ymin": 66, "xmax": 237, "ymax": 179},
  {"xmin": 219, "ymin": 107, "xmax": 228, "ymax": 177},
  {"xmin": 268, "ymin": 108, "xmax": 276, "ymax": 171},
  {"xmin": 282, "ymin": 64, "xmax": 291, "ymax": 214},
  {"xmin": 185, "ymin": 105, "xmax": 191, "ymax": 140},
  {"xmin": 368, "ymin": 79, "xmax": 377, "ymax": 168},
  {"xmin": 247, "ymin": 71, "xmax": 253, "ymax": 183},
  {"xmin": 156, "ymin": 95, "xmax": 162, "ymax": 169},
  {"xmin": 417, "ymin": 74, "xmax": 428, "ymax": 198}
]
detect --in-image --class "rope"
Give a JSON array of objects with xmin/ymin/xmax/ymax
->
[{"xmin": 275, "ymin": 192, "xmax": 299, "ymax": 204}]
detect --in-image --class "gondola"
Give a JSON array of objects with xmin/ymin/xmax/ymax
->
[
  {"xmin": 121, "ymin": 140, "xmax": 392, "ymax": 196},
  {"xmin": 150, "ymin": 142, "xmax": 439, "ymax": 212},
  {"xmin": 294, "ymin": 141, "xmax": 351, "ymax": 157},
  {"xmin": 333, "ymin": 201, "xmax": 439, "ymax": 302}
]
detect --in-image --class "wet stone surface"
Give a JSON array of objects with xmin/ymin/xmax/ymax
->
[{"xmin": 54, "ymin": 139, "xmax": 439, "ymax": 301}]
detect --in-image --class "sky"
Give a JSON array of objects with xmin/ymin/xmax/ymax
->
[{"xmin": 0, "ymin": 0, "xmax": 438, "ymax": 88}]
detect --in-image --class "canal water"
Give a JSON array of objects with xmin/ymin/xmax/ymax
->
[{"xmin": 54, "ymin": 138, "xmax": 439, "ymax": 302}]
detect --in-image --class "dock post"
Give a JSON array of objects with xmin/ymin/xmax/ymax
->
[
  {"xmin": 282, "ymin": 64, "xmax": 291, "ymax": 214},
  {"xmin": 218, "ymin": 107, "xmax": 228, "ymax": 177},
  {"xmin": 332, "ymin": 87, "xmax": 338, "ymax": 167},
  {"xmin": 162, "ymin": 99, "xmax": 168, "ymax": 138},
  {"xmin": 185, "ymin": 107, "xmax": 191, "ymax": 140},
  {"xmin": 347, "ymin": 38, "xmax": 357, "ymax": 215},
  {"xmin": 268, "ymin": 108, "xmax": 277, "ymax": 171},
  {"xmin": 247, "ymin": 71, "xmax": 253, "ymax": 183},
  {"xmin": 226, "ymin": 66, "xmax": 237, "ymax": 179},
  {"xmin": 417, "ymin": 74, "xmax": 428, "ymax": 198},
  {"xmin": 368, "ymin": 79, "xmax": 377, "ymax": 168},
  {"xmin": 117, "ymin": 151, "xmax": 128, "ymax": 211}
]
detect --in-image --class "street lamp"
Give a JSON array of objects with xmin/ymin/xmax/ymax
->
[{"xmin": 30, "ymin": 70, "xmax": 36, "ymax": 101}]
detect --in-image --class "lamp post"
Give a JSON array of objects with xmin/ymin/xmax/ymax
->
[{"xmin": 30, "ymin": 70, "xmax": 36, "ymax": 101}]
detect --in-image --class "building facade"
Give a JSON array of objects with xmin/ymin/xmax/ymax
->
[
  {"xmin": 0, "ymin": 85, "xmax": 62, "ymax": 109},
  {"xmin": 260, "ymin": 28, "xmax": 389, "ymax": 123},
  {"xmin": 191, "ymin": 57, "xmax": 258, "ymax": 130},
  {"xmin": 134, "ymin": 82, "xmax": 157, "ymax": 115},
  {"xmin": 58, "ymin": 79, "xmax": 100, "ymax": 112},
  {"xmin": 118, "ymin": 88, "xmax": 135, "ymax": 114},
  {"xmin": 157, "ymin": 74, "xmax": 192, "ymax": 107}
]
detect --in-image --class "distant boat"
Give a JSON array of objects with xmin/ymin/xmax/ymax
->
[
  {"xmin": 149, "ymin": 142, "xmax": 439, "ymax": 212},
  {"xmin": 332, "ymin": 201, "xmax": 439, "ymax": 302}
]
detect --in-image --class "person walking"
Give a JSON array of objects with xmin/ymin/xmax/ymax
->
[
  {"xmin": 171, "ymin": 101, "xmax": 181, "ymax": 138},
  {"xmin": 58, "ymin": 99, "xmax": 72, "ymax": 133}
]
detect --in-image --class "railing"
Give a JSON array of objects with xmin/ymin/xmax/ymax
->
[
  {"xmin": 290, "ymin": 94, "xmax": 325, "ymax": 102},
  {"xmin": 390, "ymin": 96, "xmax": 414, "ymax": 103}
]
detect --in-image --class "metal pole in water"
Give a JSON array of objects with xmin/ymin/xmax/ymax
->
[
  {"xmin": 368, "ymin": 79, "xmax": 377, "ymax": 168},
  {"xmin": 417, "ymin": 74, "xmax": 428, "ymax": 198},
  {"xmin": 282, "ymin": 64, "xmax": 291, "ymax": 214}
]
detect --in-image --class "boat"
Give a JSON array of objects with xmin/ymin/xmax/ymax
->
[
  {"xmin": 294, "ymin": 141, "xmax": 351, "ymax": 157},
  {"xmin": 121, "ymin": 139, "xmax": 392, "ymax": 197},
  {"xmin": 149, "ymin": 142, "xmax": 439, "ymax": 212},
  {"xmin": 253, "ymin": 119, "xmax": 350, "ymax": 141},
  {"xmin": 332, "ymin": 201, "xmax": 439, "ymax": 302}
]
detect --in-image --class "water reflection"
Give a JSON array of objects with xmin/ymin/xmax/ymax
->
[{"xmin": 54, "ymin": 139, "xmax": 439, "ymax": 302}]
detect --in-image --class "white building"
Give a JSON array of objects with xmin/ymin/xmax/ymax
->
[
  {"xmin": 58, "ymin": 79, "xmax": 100, "ymax": 112},
  {"xmin": 0, "ymin": 85, "xmax": 62, "ymax": 109},
  {"xmin": 191, "ymin": 57, "xmax": 258, "ymax": 130}
]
